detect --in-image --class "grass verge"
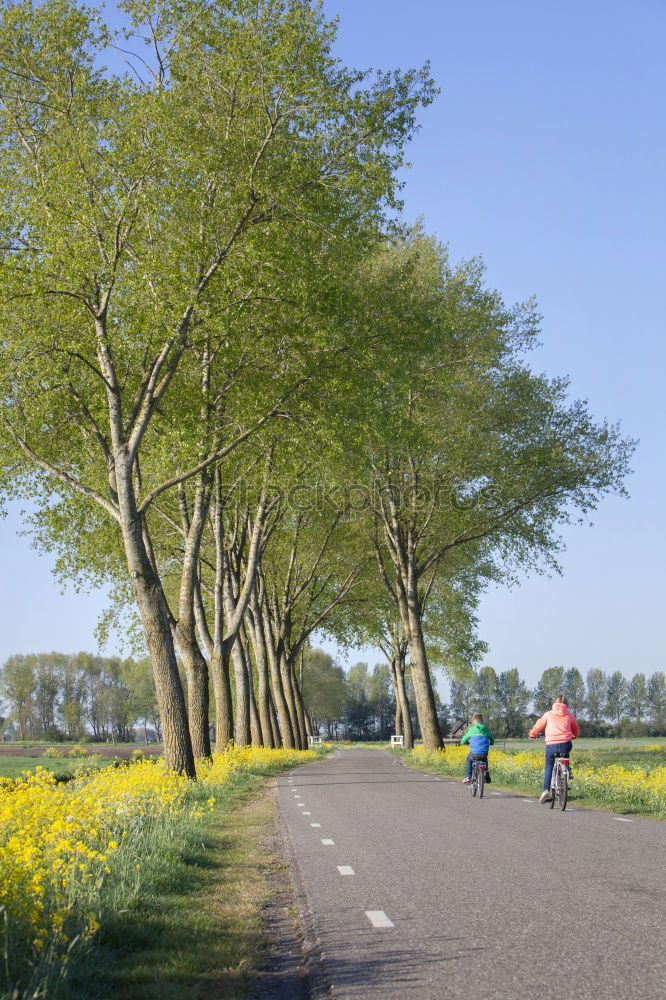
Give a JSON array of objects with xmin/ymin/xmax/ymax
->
[
  {"xmin": 1, "ymin": 748, "xmax": 323, "ymax": 1000},
  {"xmin": 70, "ymin": 775, "xmax": 284, "ymax": 1000}
]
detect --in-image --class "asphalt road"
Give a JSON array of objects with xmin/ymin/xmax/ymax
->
[{"xmin": 277, "ymin": 747, "xmax": 666, "ymax": 1000}]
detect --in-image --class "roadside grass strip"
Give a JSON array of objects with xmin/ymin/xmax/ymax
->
[
  {"xmin": 400, "ymin": 744, "xmax": 666, "ymax": 818},
  {"xmin": 0, "ymin": 744, "xmax": 325, "ymax": 998}
]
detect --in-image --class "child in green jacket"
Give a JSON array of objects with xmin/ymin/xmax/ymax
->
[{"xmin": 460, "ymin": 713, "xmax": 494, "ymax": 784}]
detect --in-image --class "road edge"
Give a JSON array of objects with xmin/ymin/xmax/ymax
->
[
  {"xmin": 251, "ymin": 768, "xmax": 335, "ymax": 1000},
  {"xmin": 275, "ymin": 768, "xmax": 335, "ymax": 999}
]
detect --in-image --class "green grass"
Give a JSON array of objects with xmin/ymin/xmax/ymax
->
[
  {"xmin": 0, "ymin": 755, "xmax": 117, "ymax": 781},
  {"xmin": 67, "ymin": 775, "xmax": 281, "ymax": 1000}
]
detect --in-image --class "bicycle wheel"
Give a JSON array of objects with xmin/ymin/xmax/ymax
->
[
  {"xmin": 471, "ymin": 768, "xmax": 478, "ymax": 796},
  {"xmin": 549, "ymin": 765, "xmax": 557, "ymax": 809},
  {"xmin": 478, "ymin": 768, "xmax": 485, "ymax": 798},
  {"xmin": 558, "ymin": 769, "xmax": 568, "ymax": 811}
]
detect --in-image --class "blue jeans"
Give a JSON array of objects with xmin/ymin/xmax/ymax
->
[
  {"xmin": 466, "ymin": 751, "xmax": 488, "ymax": 778},
  {"xmin": 544, "ymin": 741, "xmax": 572, "ymax": 790}
]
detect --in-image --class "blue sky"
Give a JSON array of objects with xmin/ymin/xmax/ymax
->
[{"xmin": 1, "ymin": 0, "xmax": 664, "ymax": 688}]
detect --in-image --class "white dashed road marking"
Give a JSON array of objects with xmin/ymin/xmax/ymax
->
[
  {"xmin": 337, "ymin": 865, "xmax": 355, "ymax": 876},
  {"xmin": 311, "ymin": 822, "xmax": 321, "ymax": 827},
  {"xmin": 491, "ymin": 791, "xmax": 501, "ymax": 796},
  {"xmin": 298, "ymin": 803, "xmax": 305, "ymax": 808},
  {"xmin": 521, "ymin": 799, "xmax": 533, "ymax": 803},
  {"xmin": 321, "ymin": 839, "xmax": 334, "ymax": 845},
  {"xmin": 365, "ymin": 910, "xmax": 394, "ymax": 928},
  {"xmin": 303, "ymin": 811, "xmax": 311, "ymax": 815},
  {"xmin": 615, "ymin": 817, "xmax": 633, "ymax": 823}
]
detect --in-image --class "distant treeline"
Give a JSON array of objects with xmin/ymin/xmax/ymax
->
[
  {"xmin": 0, "ymin": 653, "xmax": 159, "ymax": 742},
  {"xmin": 1, "ymin": 651, "xmax": 664, "ymax": 743},
  {"xmin": 303, "ymin": 653, "xmax": 666, "ymax": 741}
]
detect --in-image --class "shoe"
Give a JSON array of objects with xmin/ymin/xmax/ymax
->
[
  {"xmin": 463, "ymin": 777, "xmax": 471, "ymax": 784},
  {"xmin": 539, "ymin": 790, "xmax": 552, "ymax": 804}
]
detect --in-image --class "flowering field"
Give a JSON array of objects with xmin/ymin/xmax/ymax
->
[
  {"xmin": 407, "ymin": 744, "xmax": 666, "ymax": 817},
  {"xmin": 0, "ymin": 745, "xmax": 321, "ymax": 999}
]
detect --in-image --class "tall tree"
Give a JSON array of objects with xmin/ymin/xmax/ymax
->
[
  {"xmin": 0, "ymin": 655, "xmax": 36, "ymax": 739},
  {"xmin": 449, "ymin": 670, "xmax": 477, "ymax": 723},
  {"xmin": 647, "ymin": 672, "xmax": 665, "ymax": 733},
  {"xmin": 359, "ymin": 237, "xmax": 633, "ymax": 749},
  {"xmin": 562, "ymin": 668, "xmax": 586, "ymax": 717},
  {"xmin": 496, "ymin": 668, "xmax": 531, "ymax": 737},
  {"xmin": 368, "ymin": 663, "xmax": 395, "ymax": 738},
  {"xmin": 474, "ymin": 666, "xmax": 499, "ymax": 725},
  {"xmin": 532, "ymin": 667, "xmax": 566, "ymax": 714},
  {"xmin": 585, "ymin": 668, "xmax": 607, "ymax": 723},
  {"xmin": 0, "ymin": 0, "xmax": 432, "ymax": 772},
  {"xmin": 626, "ymin": 673, "xmax": 648, "ymax": 726},
  {"xmin": 604, "ymin": 671, "xmax": 628, "ymax": 729},
  {"xmin": 301, "ymin": 649, "xmax": 346, "ymax": 738},
  {"xmin": 344, "ymin": 662, "xmax": 373, "ymax": 739}
]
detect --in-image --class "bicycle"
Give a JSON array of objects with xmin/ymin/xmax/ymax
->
[
  {"xmin": 470, "ymin": 757, "xmax": 488, "ymax": 798},
  {"xmin": 549, "ymin": 752, "xmax": 570, "ymax": 811}
]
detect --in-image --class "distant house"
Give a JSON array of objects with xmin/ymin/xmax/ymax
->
[
  {"xmin": 447, "ymin": 719, "xmax": 467, "ymax": 743},
  {"xmin": 135, "ymin": 726, "xmax": 158, "ymax": 744}
]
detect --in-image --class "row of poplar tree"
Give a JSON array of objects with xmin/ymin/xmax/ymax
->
[{"xmin": 0, "ymin": 1, "xmax": 634, "ymax": 774}]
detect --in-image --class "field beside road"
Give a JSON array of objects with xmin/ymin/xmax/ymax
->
[
  {"xmin": 0, "ymin": 744, "xmax": 162, "ymax": 780},
  {"xmin": 396, "ymin": 739, "xmax": 666, "ymax": 817},
  {"xmin": 0, "ymin": 744, "xmax": 324, "ymax": 999}
]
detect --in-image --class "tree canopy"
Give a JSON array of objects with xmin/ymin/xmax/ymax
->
[{"xmin": 0, "ymin": 0, "xmax": 634, "ymax": 769}]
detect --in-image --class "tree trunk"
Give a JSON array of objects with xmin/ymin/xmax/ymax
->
[
  {"xmin": 129, "ymin": 564, "xmax": 196, "ymax": 774},
  {"xmin": 246, "ymin": 602, "xmax": 275, "ymax": 748},
  {"xmin": 177, "ymin": 636, "xmax": 211, "ymax": 760},
  {"xmin": 290, "ymin": 656, "xmax": 310, "ymax": 746},
  {"xmin": 211, "ymin": 645, "xmax": 234, "ymax": 749},
  {"xmin": 405, "ymin": 601, "xmax": 441, "ymax": 749},
  {"xmin": 377, "ymin": 506, "xmax": 440, "ymax": 752},
  {"xmin": 231, "ymin": 639, "xmax": 251, "ymax": 746},
  {"xmin": 97, "ymin": 314, "xmax": 194, "ymax": 776},
  {"xmin": 268, "ymin": 689, "xmax": 282, "ymax": 748},
  {"xmin": 394, "ymin": 648, "xmax": 414, "ymax": 749},
  {"xmin": 261, "ymin": 606, "xmax": 295, "ymax": 748},
  {"xmin": 174, "ymin": 478, "xmax": 212, "ymax": 759},
  {"xmin": 391, "ymin": 657, "xmax": 402, "ymax": 735},
  {"xmin": 121, "ymin": 514, "xmax": 195, "ymax": 775},
  {"xmin": 241, "ymin": 631, "xmax": 263, "ymax": 746},
  {"xmin": 279, "ymin": 650, "xmax": 304, "ymax": 749}
]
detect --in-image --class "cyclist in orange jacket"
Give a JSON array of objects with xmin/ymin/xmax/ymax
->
[{"xmin": 529, "ymin": 694, "xmax": 579, "ymax": 803}]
